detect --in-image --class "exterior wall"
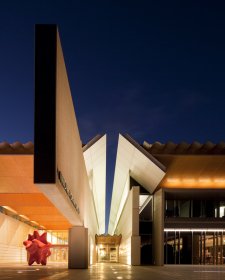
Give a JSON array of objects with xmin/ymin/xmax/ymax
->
[
  {"xmin": 83, "ymin": 135, "xmax": 106, "ymax": 235},
  {"xmin": 34, "ymin": 26, "xmax": 100, "ymax": 266},
  {"xmin": 152, "ymin": 188, "xmax": 164, "ymax": 265},
  {"xmin": 55, "ymin": 30, "xmax": 99, "ymax": 266},
  {"xmin": 0, "ymin": 212, "xmax": 33, "ymax": 263},
  {"xmin": 56, "ymin": 29, "xmax": 87, "ymax": 225},
  {"xmin": 115, "ymin": 187, "xmax": 140, "ymax": 265}
]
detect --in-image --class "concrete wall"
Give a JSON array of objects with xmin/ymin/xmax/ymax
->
[
  {"xmin": 152, "ymin": 188, "xmax": 164, "ymax": 265},
  {"xmin": 56, "ymin": 30, "xmax": 99, "ymax": 267},
  {"xmin": 115, "ymin": 187, "xmax": 140, "ymax": 265},
  {"xmin": 35, "ymin": 26, "xmax": 99, "ymax": 267},
  {"xmin": 0, "ymin": 212, "xmax": 33, "ymax": 263}
]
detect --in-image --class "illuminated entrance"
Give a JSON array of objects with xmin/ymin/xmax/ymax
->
[{"xmin": 95, "ymin": 235, "xmax": 121, "ymax": 263}]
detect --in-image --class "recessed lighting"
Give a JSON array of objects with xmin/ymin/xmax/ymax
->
[
  {"xmin": 198, "ymin": 178, "xmax": 211, "ymax": 183},
  {"xmin": 39, "ymin": 225, "xmax": 46, "ymax": 229},
  {"xmin": 167, "ymin": 178, "xmax": 180, "ymax": 183},
  {"xmin": 214, "ymin": 178, "xmax": 225, "ymax": 183},
  {"xmin": 2, "ymin": 206, "xmax": 17, "ymax": 214},
  {"xmin": 19, "ymin": 214, "xmax": 30, "ymax": 220},
  {"xmin": 182, "ymin": 178, "xmax": 196, "ymax": 184},
  {"xmin": 30, "ymin": 221, "xmax": 39, "ymax": 225}
]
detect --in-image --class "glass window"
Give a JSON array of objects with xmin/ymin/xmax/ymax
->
[
  {"xmin": 179, "ymin": 200, "xmax": 190, "ymax": 217},
  {"xmin": 219, "ymin": 202, "xmax": 225, "ymax": 218},
  {"xmin": 165, "ymin": 200, "xmax": 174, "ymax": 217},
  {"xmin": 180, "ymin": 232, "xmax": 192, "ymax": 264}
]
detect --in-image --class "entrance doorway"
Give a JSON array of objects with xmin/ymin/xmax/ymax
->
[{"xmin": 95, "ymin": 234, "xmax": 121, "ymax": 263}]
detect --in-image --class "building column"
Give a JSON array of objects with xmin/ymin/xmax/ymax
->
[
  {"xmin": 152, "ymin": 188, "xmax": 164, "ymax": 266},
  {"xmin": 131, "ymin": 186, "xmax": 141, "ymax": 265},
  {"xmin": 68, "ymin": 226, "xmax": 88, "ymax": 268}
]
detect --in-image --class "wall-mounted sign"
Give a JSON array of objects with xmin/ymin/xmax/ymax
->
[{"xmin": 57, "ymin": 168, "xmax": 80, "ymax": 214}]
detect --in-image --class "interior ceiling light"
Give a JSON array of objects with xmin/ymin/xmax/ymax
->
[
  {"xmin": 164, "ymin": 228, "xmax": 225, "ymax": 232},
  {"xmin": 2, "ymin": 206, "xmax": 18, "ymax": 214},
  {"xmin": 182, "ymin": 178, "xmax": 196, "ymax": 183},
  {"xmin": 30, "ymin": 221, "xmax": 39, "ymax": 225},
  {"xmin": 166, "ymin": 177, "xmax": 225, "ymax": 185},
  {"xmin": 19, "ymin": 214, "xmax": 30, "ymax": 220},
  {"xmin": 214, "ymin": 178, "xmax": 225, "ymax": 183},
  {"xmin": 166, "ymin": 178, "xmax": 180, "ymax": 183},
  {"xmin": 198, "ymin": 178, "xmax": 211, "ymax": 183},
  {"xmin": 39, "ymin": 225, "xmax": 46, "ymax": 229}
]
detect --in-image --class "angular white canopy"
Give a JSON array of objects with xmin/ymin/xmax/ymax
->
[
  {"xmin": 108, "ymin": 134, "xmax": 166, "ymax": 235},
  {"xmin": 83, "ymin": 135, "xmax": 106, "ymax": 234}
]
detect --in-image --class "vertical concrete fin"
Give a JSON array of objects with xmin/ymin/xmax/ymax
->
[{"xmin": 34, "ymin": 24, "xmax": 57, "ymax": 183}]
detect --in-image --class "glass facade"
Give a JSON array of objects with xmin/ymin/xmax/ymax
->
[
  {"xmin": 45, "ymin": 230, "xmax": 68, "ymax": 263},
  {"xmin": 165, "ymin": 199, "xmax": 225, "ymax": 218},
  {"xmin": 164, "ymin": 230, "xmax": 225, "ymax": 264},
  {"xmin": 139, "ymin": 194, "xmax": 153, "ymax": 264}
]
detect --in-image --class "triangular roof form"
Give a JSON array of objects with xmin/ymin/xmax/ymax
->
[{"xmin": 108, "ymin": 134, "xmax": 165, "ymax": 234}]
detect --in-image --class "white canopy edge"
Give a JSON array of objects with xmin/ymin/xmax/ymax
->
[
  {"xmin": 108, "ymin": 134, "xmax": 166, "ymax": 235},
  {"xmin": 83, "ymin": 135, "xmax": 106, "ymax": 234}
]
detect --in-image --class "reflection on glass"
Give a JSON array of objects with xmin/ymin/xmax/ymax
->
[
  {"xmin": 165, "ymin": 199, "xmax": 225, "ymax": 218},
  {"xmin": 205, "ymin": 233, "xmax": 214, "ymax": 264},
  {"xmin": 48, "ymin": 246, "xmax": 68, "ymax": 262},
  {"xmin": 164, "ymin": 230, "xmax": 224, "ymax": 265}
]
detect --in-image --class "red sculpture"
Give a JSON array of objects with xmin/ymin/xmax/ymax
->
[{"xmin": 23, "ymin": 230, "xmax": 52, "ymax": 265}]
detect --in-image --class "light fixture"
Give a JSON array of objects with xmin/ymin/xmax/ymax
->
[
  {"xmin": 166, "ymin": 177, "xmax": 225, "ymax": 185},
  {"xmin": 19, "ymin": 214, "xmax": 30, "ymax": 220},
  {"xmin": 2, "ymin": 206, "xmax": 17, "ymax": 214},
  {"xmin": 30, "ymin": 221, "xmax": 39, "ymax": 225},
  {"xmin": 182, "ymin": 178, "xmax": 196, "ymax": 184},
  {"xmin": 198, "ymin": 178, "xmax": 211, "ymax": 183},
  {"xmin": 166, "ymin": 178, "xmax": 180, "ymax": 183},
  {"xmin": 39, "ymin": 225, "xmax": 46, "ymax": 229},
  {"xmin": 164, "ymin": 228, "xmax": 224, "ymax": 232},
  {"xmin": 214, "ymin": 178, "xmax": 225, "ymax": 184}
]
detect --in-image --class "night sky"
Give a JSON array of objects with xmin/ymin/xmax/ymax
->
[{"xmin": 0, "ymin": 1, "xmax": 225, "ymax": 231}]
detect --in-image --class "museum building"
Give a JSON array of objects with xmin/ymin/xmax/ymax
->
[
  {"xmin": 1, "ymin": 24, "xmax": 225, "ymax": 267},
  {"xmin": 0, "ymin": 25, "xmax": 106, "ymax": 268}
]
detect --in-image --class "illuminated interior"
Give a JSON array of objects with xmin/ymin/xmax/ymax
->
[
  {"xmin": 46, "ymin": 231, "xmax": 68, "ymax": 262},
  {"xmin": 164, "ymin": 229, "xmax": 225, "ymax": 264},
  {"xmin": 95, "ymin": 235, "xmax": 121, "ymax": 263}
]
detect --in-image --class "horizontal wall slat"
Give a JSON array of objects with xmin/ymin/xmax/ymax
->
[{"xmin": 0, "ymin": 212, "xmax": 33, "ymax": 263}]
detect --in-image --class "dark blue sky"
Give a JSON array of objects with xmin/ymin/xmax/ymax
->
[{"xmin": 0, "ymin": 1, "xmax": 225, "ymax": 230}]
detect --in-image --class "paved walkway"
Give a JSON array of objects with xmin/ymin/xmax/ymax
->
[{"xmin": 1, "ymin": 263, "xmax": 225, "ymax": 279}]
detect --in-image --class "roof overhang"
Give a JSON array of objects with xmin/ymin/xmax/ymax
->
[
  {"xmin": 0, "ymin": 155, "xmax": 72, "ymax": 230},
  {"xmin": 157, "ymin": 155, "xmax": 225, "ymax": 189}
]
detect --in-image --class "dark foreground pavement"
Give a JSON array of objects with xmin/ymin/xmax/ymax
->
[{"xmin": 1, "ymin": 262, "xmax": 225, "ymax": 280}]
